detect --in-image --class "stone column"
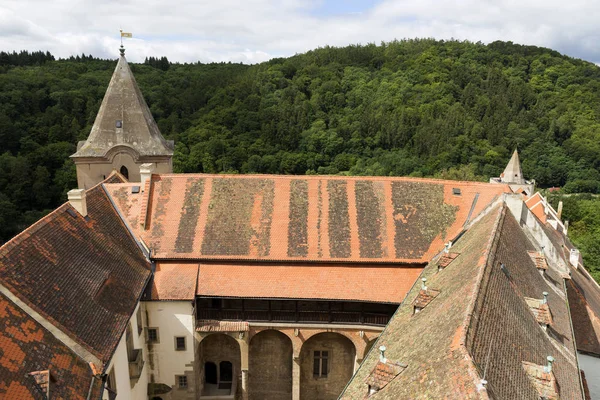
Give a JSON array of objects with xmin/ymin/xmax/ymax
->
[
  {"xmin": 292, "ymin": 355, "xmax": 301, "ymax": 400},
  {"xmin": 237, "ymin": 333, "xmax": 249, "ymax": 400}
]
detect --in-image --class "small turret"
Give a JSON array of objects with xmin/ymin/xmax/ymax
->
[{"xmin": 490, "ymin": 149, "xmax": 535, "ymax": 196}]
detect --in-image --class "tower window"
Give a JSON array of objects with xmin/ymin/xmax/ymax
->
[
  {"xmin": 120, "ymin": 166, "xmax": 129, "ymax": 180},
  {"xmin": 116, "ymin": 120, "xmax": 123, "ymax": 128}
]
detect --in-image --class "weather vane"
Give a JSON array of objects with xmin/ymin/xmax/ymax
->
[{"xmin": 119, "ymin": 29, "xmax": 133, "ymax": 56}]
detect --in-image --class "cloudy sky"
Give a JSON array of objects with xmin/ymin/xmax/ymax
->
[{"xmin": 1, "ymin": 0, "xmax": 599, "ymax": 64}]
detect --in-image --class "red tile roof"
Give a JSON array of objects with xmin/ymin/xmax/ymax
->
[
  {"xmin": 148, "ymin": 263, "xmax": 198, "ymax": 300},
  {"xmin": 0, "ymin": 184, "xmax": 151, "ymax": 365},
  {"xmin": 0, "ymin": 292, "xmax": 102, "ymax": 399},
  {"xmin": 195, "ymin": 263, "xmax": 423, "ymax": 303},
  {"xmin": 105, "ymin": 174, "xmax": 508, "ymax": 263},
  {"xmin": 196, "ymin": 320, "xmax": 249, "ymax": 332}
]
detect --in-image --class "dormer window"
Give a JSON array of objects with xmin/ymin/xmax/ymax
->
[
  {"xmin": 528, "ymin": 251, "xmax": 548, "ymax": 276},
  {"xmin": 412, "ymin": 278, "xmax": 440, "ymax": 315},
  {"xmin": 524, "ymin": 293, "xmax": 552, "ymax": 331}
]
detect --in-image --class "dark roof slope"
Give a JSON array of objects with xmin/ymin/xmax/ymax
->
[
  {"xmin": 341, "ymin": 205, "xmax": 503, "ymax": 399},
  {"xmin": 0, "ymin": 184, "xmax": 151, "ymax": 365},
  {"xmin": 113, "ymin": 174, "xmax": 508, "ymax": 263},
  {"xmin": 466, "ymin": 210, "xmax": 581, "ymax": 399},
  {"xmin": 341, "ymin": 206, "xmax": 584, "ymax": 399},
  {"xmin": 0, "ymin": 292, "xmax": 102, "ymax": 399}
]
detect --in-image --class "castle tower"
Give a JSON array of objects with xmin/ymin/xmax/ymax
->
[
  {"xmin": 490, "ymin": 149, "xmax": 535, "ymax": 195},
  {"xmin": 71, "ymin": 47, "xmax": 173, "ymax": 189}
]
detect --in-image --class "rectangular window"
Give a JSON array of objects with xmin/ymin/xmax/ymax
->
[
  {"xmin": 136, "ymin": 307, "xmax": 143, "ymax": 335},
  {"xmin": 313, "ymin": 350, "xmax": 329, "ymax": 378},
  {"xmin": 175, "ymin": 336, "xmax": 186, "ymax": 351},
  {"xmin": 176, "ymin": 375, "xmax": 188, "ymax": 389},
  {"xmin": 147, "ymin": 327, "xmax": 159, "ymax": 343},
  {"xmin": 106, "ymin": 368, "xmax": 117, "ymax": 394}
]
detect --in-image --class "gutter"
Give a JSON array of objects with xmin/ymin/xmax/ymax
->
[{"xmin": 563, "ymin": 278, "xmax": 588, "ymax": 399}]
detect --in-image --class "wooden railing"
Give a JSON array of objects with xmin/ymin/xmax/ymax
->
[{"xmin": 197, "ymin": 309, "xmax": 389, "ymax": 326}]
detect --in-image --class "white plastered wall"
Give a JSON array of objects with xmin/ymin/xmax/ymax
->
[
  {"xmin": 145, "ymin": 301, "xmax": 196, "ymax": 396},
  {"xmin": 578, "ymin": 353, "xmax": 600, "ymax": 399},
  {"xmin": 102, "ymin": 302, "xmax": 149, "ymax": 400}
]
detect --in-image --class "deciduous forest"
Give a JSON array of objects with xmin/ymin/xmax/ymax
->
[{"xmin": 0, "ymin": 40, "xmax": 599, "ymax": 278}]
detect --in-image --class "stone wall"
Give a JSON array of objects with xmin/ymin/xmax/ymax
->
[
  {"xmin": 249, "ymin": 330, "xmax": 293, "ymax": 400},
  {"xmin": 299, "ymin": 332, "xmax": 355, "ymax": 400},
  {"xmin": 198, "ymin": 333, "xmax": 242, "ymax": 398}
]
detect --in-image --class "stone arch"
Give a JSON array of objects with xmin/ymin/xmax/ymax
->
[
  {"xmin": 249, "ymin": 330, "xmax": 293, "ymax": 400},
  {"xmin": 198, "ymin": 333, "xmax": 241, "ymax": 397},
  {"xmin": 299, "ymin": 332, "xmax": 356, "ymax": 400},
  {"xmin": 104, "ymin": 144, "xmax": 140, "ymax": 162}
]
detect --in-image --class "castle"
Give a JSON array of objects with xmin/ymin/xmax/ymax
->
[{"xmin": 1, "ymin": 50, "xmax": 599, "ymax": 400}]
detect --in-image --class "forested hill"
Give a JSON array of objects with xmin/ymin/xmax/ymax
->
[{"xmin": 2, "ymin": 40, "xmax": 600, "ymax": 245}]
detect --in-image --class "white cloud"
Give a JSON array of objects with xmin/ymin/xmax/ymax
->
[{"xmin": 0, "ymin": 0, "xmax": 599, "ymax": 64}]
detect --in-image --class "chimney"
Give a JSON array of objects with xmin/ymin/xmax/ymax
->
[
  {"xmin": 557, "ymin": 201, "xmax": 563, "ymax": 220},
  {"xmin": 140, "ymin": 163, "xmax": 155, "ymax": 192},
  {"xmin": 542, "ymin": 292, "xmax": 549, "ymax": 305},
  {"xmin": 569, "ymin": 249, "xmax": 580, "ymax": 268},
  {"xmin": 544, "ymin": 356, "xmax": 555, "ymax": 373},
  {"xmin": 379, "ymin": 345, "xmax": 387, "ymax": 363},
  {"xmin": 67, "ymin": 189, "xmax": 87, "ymax": 217}
]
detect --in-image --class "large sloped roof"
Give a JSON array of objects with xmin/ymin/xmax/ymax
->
[
  {"xmin": 0, "ymin": 181, "xmax": 151, "ymax": 366},
  {"xmin": 0, "ymin": 292, "xmax": 103, "ymax": 399},
  {"xmin": 71, "ymin": 55, "xmax": 173, "ymax": 159},
  {"xmin": 195, "ymin": 262, "xmax": 422, "ymax": 303},
  {"xmin": 105, "ymin": 174, "xmax": 509, "ymax": 263},
  {"xmin": 340, "ymin": 205, "xmax": 584, "ymax": 399}
]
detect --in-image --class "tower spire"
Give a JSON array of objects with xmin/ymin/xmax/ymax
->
[{"xmin": 501, "ymin": 149, "xmax": 524, "ymax": 184}]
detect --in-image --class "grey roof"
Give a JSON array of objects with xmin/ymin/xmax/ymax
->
[
  {"xmin": 501, "ymin": 149, "xmax": 525, "ymax": 184},
  {"xmin": 71, "ymin": 55, "xmax": 173, "ymax": 159}
]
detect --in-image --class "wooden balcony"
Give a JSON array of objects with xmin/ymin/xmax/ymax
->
[{"xmin": 196, "ymin": 298, "xmax": 396, "ymax": 327}]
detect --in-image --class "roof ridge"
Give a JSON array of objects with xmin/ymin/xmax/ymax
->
[
  {"xmin": 0, "ymin": 203, "xmax": 70, "ymax": 258},
  {"xmin": 148, "ymin": 173, "xmax": 510, "ymax": 187},
  {"xmin": 456, "ymin": 204, "xmax": 507, "ymax": 392}
]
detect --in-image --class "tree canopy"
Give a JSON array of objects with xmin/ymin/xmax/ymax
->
[{"xmin": 1, "ymin": 41, "xmax": 600, "ymax": 278}]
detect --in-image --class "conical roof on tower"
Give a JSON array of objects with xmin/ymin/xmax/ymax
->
[
  {"xmin": 501, "ymin": 149, "xmax": 524, "ymax": 184},
  {"xmin": 71, "ymin": 53, "xmax": 173, "ymax": 159}
]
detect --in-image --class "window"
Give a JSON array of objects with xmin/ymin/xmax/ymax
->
[
  {"xmin": 313, "ymin": 350, "xmax": 329, "ymax": 378},
  {"xmin": 175, "ymin": 336, "xmax": 186, "ymax": 351},
  {"xmin": 147, "ymin": 327, "xmax": 159, "ymax": 343},
  {"xmin": 120, "ymin": 166, "xmax": 129, "ymax": 180},
  {"xmin": 116, "ymin": 120, "xmax": 122, "ymax": 128},
  {"xmin": 176, "ymin": 375, "xmax": 188, "ymax": 389},
  {"xmin": 136, "ymin": 307, "xmax": 143, "ymax": 335},
  {"xmin": 106, "ymin": 368, "xmax": 117, "ymax": 394}
]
